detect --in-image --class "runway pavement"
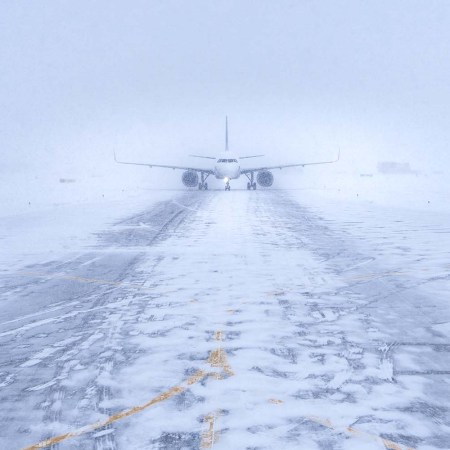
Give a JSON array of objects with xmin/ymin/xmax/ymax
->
[{"xmin": 0, "ymin": 190, "xmax": 448, "ymax": 449}]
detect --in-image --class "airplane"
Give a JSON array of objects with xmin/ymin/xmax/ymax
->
[{"xmin": 114, "ymin": 118, "xmax": 340, "ymax": 191}]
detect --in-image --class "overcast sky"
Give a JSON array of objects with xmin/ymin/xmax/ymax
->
[{"xmin": 1, "ymin": 0, "xmax": 450, "ymax": 179}]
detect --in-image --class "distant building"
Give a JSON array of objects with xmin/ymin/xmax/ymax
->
[{"xmin": 377, "ymin": 162, "xmax": 414, "ymax": 174}]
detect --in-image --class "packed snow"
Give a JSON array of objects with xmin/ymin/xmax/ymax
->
[{"xmin": 1, "ymin": 175, "xmax": 449, "ymax": 449}]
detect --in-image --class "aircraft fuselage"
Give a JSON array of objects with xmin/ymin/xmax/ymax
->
[{"xmin": 214, "ymin": 153, "xmax": 241, "ymax": 180}]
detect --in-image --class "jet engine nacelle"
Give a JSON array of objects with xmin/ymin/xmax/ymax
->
[
  {"xmin": 182, "ymin": 170, "xmax": 199, "ymax": 187},
  {"xmin": 256, "ymin": 170, "xmax": 274, "ymax": 187}
]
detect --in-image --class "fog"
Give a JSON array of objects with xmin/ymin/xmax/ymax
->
[
  {"xmin": 2, "ymin": 4, "xmax": 450, "ymax": 446},
  {"xmin": 1, "ymin": 0, "xmax": 450, "ymax": 202}
]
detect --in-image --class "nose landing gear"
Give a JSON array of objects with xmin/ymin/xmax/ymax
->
[{"xmin": 225, "ymin": 181, "xmax": 231, "ymax": 191}]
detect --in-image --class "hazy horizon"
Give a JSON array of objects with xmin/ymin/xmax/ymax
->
[{"xmin": 1, "ymin": 1, "xmax": 450, "ymax": 187}]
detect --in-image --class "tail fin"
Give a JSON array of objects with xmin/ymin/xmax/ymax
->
[{"xmin": 225, "ymin": 116, "xmax": 229, "ymax": 152}]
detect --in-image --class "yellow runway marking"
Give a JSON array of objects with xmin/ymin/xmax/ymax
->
[
  {"xmin": 200, "ymin": 331, "xmax": 230, "ymax": 448},
  {"xmin": 15, "ymin": 267, "xmax": 422, "ymax": 450},
  {"xmin": 268, "ymin": 403, "xmax": 415, "ymax": 449},
  {"xmin": 21, "ymin": 314, "xmax": 415, "ymax": 450},
  {"xmin": 304, "ymin": 415, "xmax": 415, "ymax": 450},
  {"xmin": 23, "ymin": 330, "xmax": 235, "ymax": 450},
  {"xmin": 346, "ymin": 271, "xmax": 408, "ymax": 282},
  {"xmin": 207, "ymin": 348, "xmax": 235, "ymax": 377},
  {"xmin": 208, "ymin": 330, "xmax": 234, "ymax": 377},
  {"xmin": 200, "ymin": 411, "xmax": 221, "ymax": 449},
  {"xmin": 22, "ymin": 370, "xmax": 207, "ymax": 450}
]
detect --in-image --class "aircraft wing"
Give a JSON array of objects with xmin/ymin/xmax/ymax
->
[
  {"xmin": 240, "ymin": 150, "xmax": 340, "ymax": 174},
  {"xmin": 114, "ymin": 153, "xmax": 214, "ymax": 174}
]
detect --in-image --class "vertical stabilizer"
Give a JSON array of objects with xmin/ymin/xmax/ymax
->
[{"xmin": 225, "ymin": 116, "xmax": 229, "ymax": 152}]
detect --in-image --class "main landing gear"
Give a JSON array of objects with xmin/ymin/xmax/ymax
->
[
  {"xmin": 245, "ymin": 171, "xmax": 257, "ymax": 190},
  {"xmin": 198, "ymin": 172, "xmax": 209, "ymax": 190}
]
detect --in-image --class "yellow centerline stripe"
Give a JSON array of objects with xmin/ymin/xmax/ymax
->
[
  {"xmin": 199, "ymin": 332, "xmax": 230, "ymax": 448},
  {"xmin": 207, "ymin": 348, "xmax": 234, "ymax": 378},
  {"xmin": 200, "ymin": 410, "xmax": 221, "ymax": 449},
  {"xmin": 22, "ymin": 330, "xmax": 235, "ymax": 450},
  {"xmin": 209, "ymin": 330, "xmax": 234, "ymax": 377}
]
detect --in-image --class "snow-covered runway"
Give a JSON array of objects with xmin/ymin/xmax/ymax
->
[{"xmin": 1, "ymin": 190, "xmax": 449, "ymax": 449}]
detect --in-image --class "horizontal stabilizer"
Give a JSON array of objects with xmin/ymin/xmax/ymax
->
[
  {"xmin": 239, "ymin": 155, "xmax": 265, "ymax": 159},
  {"xmin": 189, "ymin": 154, "xmax": 216, "ymax": 160}
]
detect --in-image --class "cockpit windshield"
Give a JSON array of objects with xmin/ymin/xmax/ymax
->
[{"xmin": 217, "ymin": 159, "xmax": 238, "ymax": 163}]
